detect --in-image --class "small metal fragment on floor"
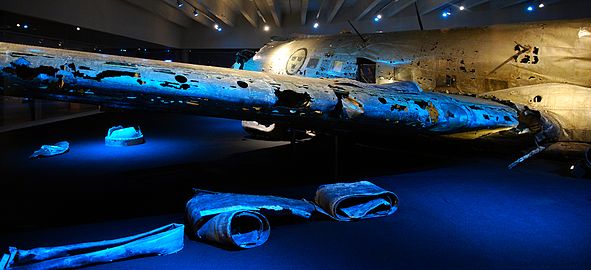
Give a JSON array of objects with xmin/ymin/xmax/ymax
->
[
  {"xmin": 508, "ymin": 145, "xmax": 546, "ymax": 169},
  {"xmin": 105, "ymin": 126, "xmax": 144, "ymax": 147},
  {"xmin": 29, "ymin": 141, "xmax": 69, "ymax": 159}
]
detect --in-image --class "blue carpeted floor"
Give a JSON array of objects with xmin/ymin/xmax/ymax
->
[{"xmin": 0, "ymin": 112, "xmax": 589, "ymax": 269}]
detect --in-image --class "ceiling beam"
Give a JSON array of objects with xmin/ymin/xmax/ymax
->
[
  {"xmin": 265, "ymin": 0, "xmax": 282, "ymax": 27},
  {"xmin": 315, "ymin": 0, "xmax": 330, "ymax": 21},
  {"xmin": 353, "ymin": 0, "xmax": 385, "ymax": 21},
  {"xmin": 223, "ymin": 0, "xmax": 258, "ymax": 27},
  {"xmin": 301, "ymin": 0, "xmax": 309, "ymax": 25},
  {"xmin": 460, "ymin": 0, "xmax": 491, "ymax": 9},
  {"xmin": 385, "ymin": 0, "xmax": 416, "ymax": 17},
  {"xmin": 418, "ymin": 0, "xmax": 453, "ymax": 15},
  {"xmin": 194, "ymin": 0, "xmax": 235, "ymax": 27},
  {"xmin": 159, "ymin": 0, "xmax": 213, "ymax": 28},
  {"xmin": 497, "ymin": 0, "xmax": 529, "ymax": 8},
  {"xmin": 124, "ymin": 0, "xmax": 194, "ymax": 28},
  {"xmin": 327, "ymin": 0, "xmax": 345, "ymax": 23}
]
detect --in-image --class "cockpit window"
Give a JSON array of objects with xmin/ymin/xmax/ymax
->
[{"xmin": 307, "ymin": 58, "xmax": 320, "ymax": 69}]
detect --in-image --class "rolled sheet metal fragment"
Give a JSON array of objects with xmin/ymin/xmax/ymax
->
[
  {"xmin": 1, "ymin": 223, "xmax": 184, "ymax": 270},
  {"xmin": 314, "ymin": 181, "xmax": 399, "ymax": 221},
  {"xmin": 196, "ymin": 211, "xmax": 270, "ymax": 249},
  {"xmin": 186, "ymin": 190, "xmax": 315, "ymax": 249},
  {"xmin": 186, "ymin": 181, "xmax": 398, "ymax": 249},
  {"xmin": 104, "ymin": 126, "xmax": 145, "ymax": 147}
]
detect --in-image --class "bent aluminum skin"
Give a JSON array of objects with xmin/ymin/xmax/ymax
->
[
  {"xmin": 28, "ymin": 141, "xmax": 69, "ymax": 159},
  {"xmin": 0, "ymin": 42, "xmax": 517, "ymax": 138},
  {"xmin": 186, "ymin": 190, "xmax": 315, "ymax": 249},
  {"xmin": 314, "ymin": 181, "xmax": 398, "ymax": 221},
  {"xmin": 1, "ymin": 223, "xmax": 184, "ymax": 270},
  {"xmin": 186, "ymin": 181, "xmax": 399, "ymax": 249},
  {"xmin": 246, "ymin": 19, "xmax": 591, "ymax": 143}
]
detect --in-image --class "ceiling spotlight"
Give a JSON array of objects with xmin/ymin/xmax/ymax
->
[
  {"xmin": 313, "ymin": 22, "xmax": 319, "ymax": 29},
  {"xmin": 214, "ymin": 24, "xmax": 219, "ymax": 29},
  {"xmin": 263, "ymin": 25, "xmax": 270, "ymax": 31},
  {"xmin": 16, "ymin": 23, "xmax": 20, "ymax": 27},
  {"xmin": 441, "ymin": 11, "xmax": 451, "ymax": 18},
  {"xmin": 459, "ymin": 6, "xmax": 465, "ymax": 11},
  {"xmin": 538, "ymin": 3, "xmax": 545, "ymax": 8},
  {"xmin": 193, "ymin": 9, "xmax": 199, "ymax": 16},
  {"xmin": 76, "ymin": 27, "xmax": 81, "ymax": 31},
  {"xmin": 374, "ymin": 14, "xmax": 382, "ymax": 22},
  {"xmin": 526, "ymin": 5, "xmax": 534, "ymax": 11},
  {"xmin": 23, "ymin": 24, "xmax": 29, "ymax": 29},
  {"xmin": 177, "ymin": 0, "xmax": 183, "ymax": 8}
]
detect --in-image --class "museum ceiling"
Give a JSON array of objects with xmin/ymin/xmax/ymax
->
[
  {"xmin": 131, "ymin": 0, "xmax": 565, "ymax": 30},
  {"xmin": 1, "ymin": 0, "xmax": 587, "ymax": 49}
]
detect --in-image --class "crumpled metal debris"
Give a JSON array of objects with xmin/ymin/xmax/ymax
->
[
  {"xmin": 314, "ymin": 181, "xmax": 399, "ymax": 221},
  {"xmin": 1, "ymin": 223, "xmax": 184, "ymax": 270},
  {"xmin": 29, "ymin": 141, "xmax": 69, "ymax": 159},
  {"xmin": 186, "ymin": 190, "xmax": 315, "ymax": 249},
  {"xmin": 105, "ymin": 126, "xmax": 145, "ymax": 147},
  {"xmin": 186, "ymin": 181, "xmax": 398, "ymax": 249}
]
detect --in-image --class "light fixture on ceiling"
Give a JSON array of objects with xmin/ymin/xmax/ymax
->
[
  {"xmin": 526, "ymin": 5, "xmax": 535, "ymax": 11},
  {"xmin": 374, "ymin": 14, "xmax": 382, "ymax": 22},
  {"xmin": 313, "ymin": 22, "xmax": 319, "ymax": 29},
  {"xmin": 23, "ymin": 24, "xmax": 29, "ymax": 29},
  {"xmin": 538, "ymin": 3, "xmax": 545, "ymax": 8},
  {"xmin": 193, "ymin": 9, "xmax": 199, "ymax": 16},
  {"xmin": 177, "ymin": 0, "xmax": 183, "ymax": 8},
  {"xmin": 441, "ymin": 10, "xmax": 451, "ymax": 18},
  {"xmin": 16, "ymin": 23, "xmax": 20, "ymax": 27},
  {"xmin": 263, "ymin": 25, "xmax": 270, "ymax": 31},
  {"xmin": 459, "ymin": 5, "xmax": 465, "ymax": 11},
  {"xmin": 214, "ymin": 24, "xmax": 222, "ymax": 32},
  {"xmin": 76, "ymin": 27, "xmax": 81, "ymax": 31}
]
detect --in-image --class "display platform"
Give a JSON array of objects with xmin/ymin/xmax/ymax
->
[{"xmin": 0, "ymin": 112, "xmax": 590, "ymax": 269}]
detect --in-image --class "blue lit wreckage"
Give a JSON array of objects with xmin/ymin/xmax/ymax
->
[
  {"xmin": 2, "ymin": 18, "xmax": 591, "ymax": 268},
  {"xmin": 2, "ymin": 181, "xmax": 398, "ymax": 269},
  {"xmin": 0, "ymin": 43, "xmax": 518, "ymax": 140}
]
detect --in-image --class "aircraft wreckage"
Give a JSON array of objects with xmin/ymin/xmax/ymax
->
[
  {"xmin": 0, "ymin": 42, "xmax": 517, "ymax": 139},
  {"xmin": 1, "ymin": 19, "xmax": 590, "ymax": 170}
]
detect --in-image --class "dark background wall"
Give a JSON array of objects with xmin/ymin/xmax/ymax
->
[{"xmin": 1, "ymin": 0, "xmax": 590, "ymax": 49}]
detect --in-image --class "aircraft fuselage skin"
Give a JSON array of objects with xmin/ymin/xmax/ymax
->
[
  {"xmin": 244, "ymin": 19, "xmax": 591, "ymax": 143},
  {"xmin": 0, "ymin": 43, "xmax": 517, "ymax": 137},
  {"xmin": 246, "ymin": 19, "xmax": 591, "ymax": 93}
]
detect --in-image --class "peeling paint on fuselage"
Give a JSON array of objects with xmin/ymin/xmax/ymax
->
[
  {"xmin": 0, "ymin": 42, "xmax": 517, "ymax": 137},
  {"xmin": 244, "ymin": 19, "xmax": 591, "ymax": 143},
  {"xmin": 246, "ymin": 19, "xmax": 591, "ymax": 94}
]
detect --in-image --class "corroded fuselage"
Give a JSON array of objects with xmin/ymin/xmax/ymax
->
[
  {"xmin": 245, "ymin": 19, "xmax": 591, "ymax": 143},
  {"xmin": 246, "ymin": 19, "xmax": 591, "ymax": 93},
  {"xmin": 0, "ymin": 42, "xmax": 517, "ymax": 137}
]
